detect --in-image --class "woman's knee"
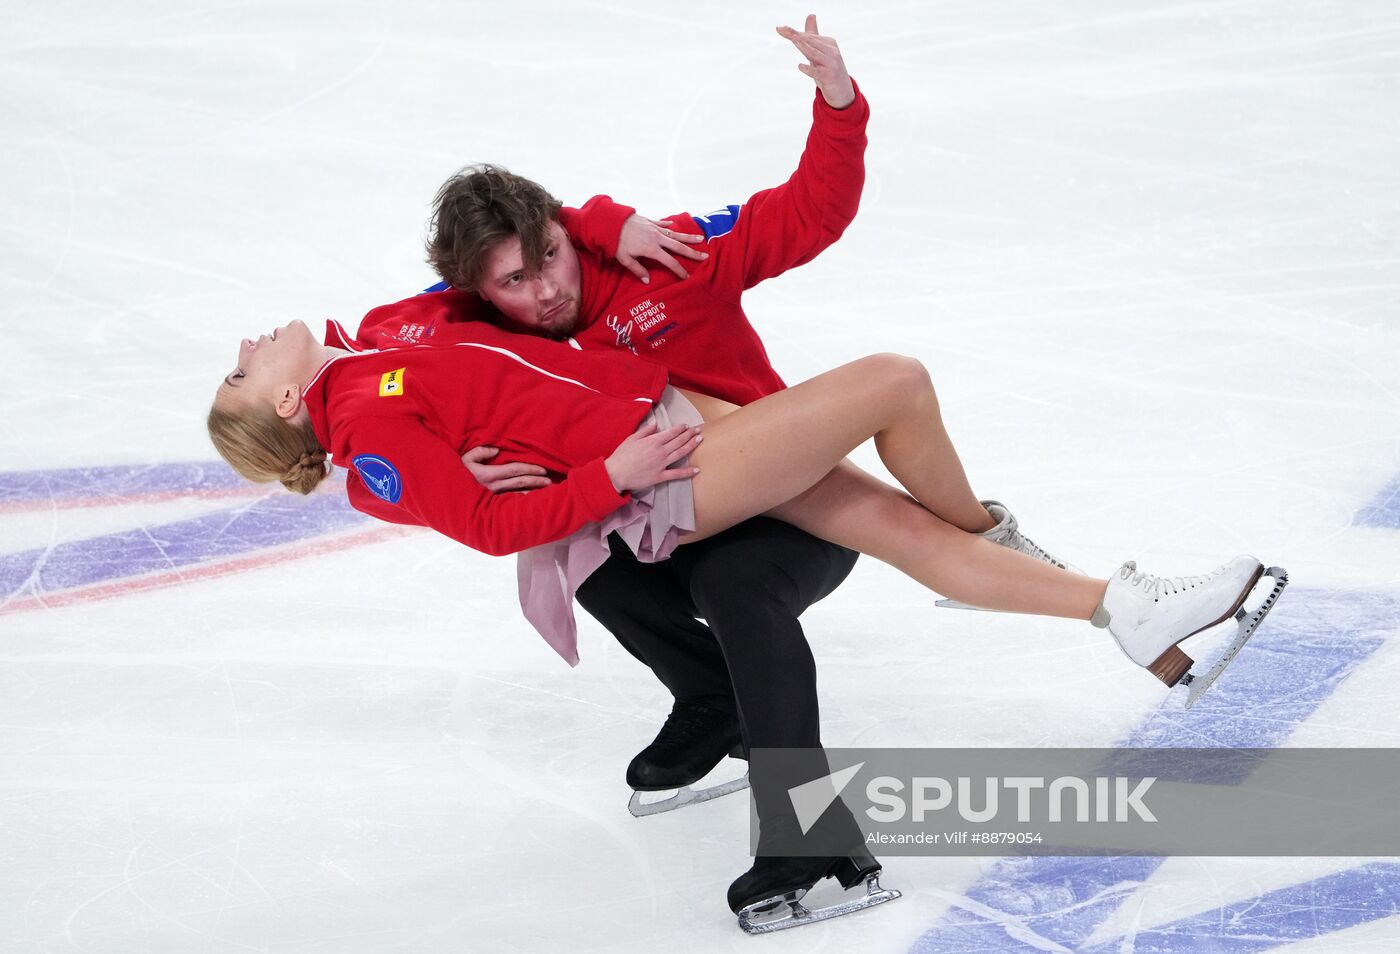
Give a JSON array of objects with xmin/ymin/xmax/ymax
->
[{"xmin": 862, "ymin": 353, "xmax": 935, "ymax": 408}]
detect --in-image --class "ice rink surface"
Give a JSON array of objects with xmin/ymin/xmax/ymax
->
[{"xmin": 3, "ymin": 0, "xmax": 1399, "ymax": 950}]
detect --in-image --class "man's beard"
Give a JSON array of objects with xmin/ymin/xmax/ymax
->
[{"xmin": 542, "ymin": 302, "xmax": 578, "ymax": 340}]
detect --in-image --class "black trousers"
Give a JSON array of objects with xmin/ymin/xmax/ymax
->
[{"xmin": 574, "ymin": 517, "xmax": 858, "ymax": 754}]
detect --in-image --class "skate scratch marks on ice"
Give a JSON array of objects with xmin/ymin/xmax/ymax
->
[
  {"xmin": 0, "ymin": 461, "xmax": 395, "ymax": 614},
  {"xmin": 1356, "ymin": 474, "xmax": 1400, "ymax": 529},
  {"xmin": 919, "ymin": 886, "xmax": 1076, "ymax": 953}
]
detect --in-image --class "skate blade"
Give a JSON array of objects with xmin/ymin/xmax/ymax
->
[
  {"xmin": 1182, "ymin": 566, "xmax": 1289, "ymax": 709},
  {"xmin": 627, "ymin": 773, "xmax": 750, "ymax": 818},
  {"xmin": 737, "ymin": 874, "xmax": 901, "ymax": 935}
]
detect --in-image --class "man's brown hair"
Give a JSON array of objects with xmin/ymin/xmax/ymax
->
[{"xmin": 426, "ymin": 164, "xmax": 563, "ymax": 292}]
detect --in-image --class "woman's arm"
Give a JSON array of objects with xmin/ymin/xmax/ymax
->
[
  {"xmin": 560, "ymin": 196, "xmax": 706, "ymax": 283},
  {"xmin": 343, "ymin": 418, "xmax": 629, "ymax": 556}
]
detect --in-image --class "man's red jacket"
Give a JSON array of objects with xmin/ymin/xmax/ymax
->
[{"xmin": 355, "ymin": 81, "xmax": 870, "ymax": 407}]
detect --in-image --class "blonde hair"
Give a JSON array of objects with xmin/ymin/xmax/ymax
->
[{"xmin": 207, "ymin": 401, "xmax": 328, "ymax": 495}]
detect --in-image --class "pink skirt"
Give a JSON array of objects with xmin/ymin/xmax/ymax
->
[{"xmin": 515, "ymin": 386, "xmax": 702, "ymax": 665}]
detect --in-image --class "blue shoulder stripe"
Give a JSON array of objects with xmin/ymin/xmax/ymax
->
[{"xmin": 691, "ymin": 204, "xmax": 742, "ymax": 240}]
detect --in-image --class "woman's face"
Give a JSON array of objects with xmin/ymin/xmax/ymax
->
[{"xmin": 215, "ymin": 319, "xmax": 323, "ymax": 415}]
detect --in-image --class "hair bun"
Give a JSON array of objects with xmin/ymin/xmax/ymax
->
[{"xmin": 283, "ymin": 451, "xmax": 328, "ymax": 486}]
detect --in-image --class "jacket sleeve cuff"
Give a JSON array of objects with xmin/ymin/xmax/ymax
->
[
  {"xmin": 814, "ymin": 77, "xmax": 870, "ymax": 130},
  {"xmin": 563, "ymin": 195, "xmax": 638, "ymax": 259},
  {"xmin": 573, "ymin": 457, "xmax": 631, "ymax": 517}
]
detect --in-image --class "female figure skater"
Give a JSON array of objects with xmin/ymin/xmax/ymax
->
[{"xmin": 208, "ymin": 317, "xmax": 1276, "ymax": 693}]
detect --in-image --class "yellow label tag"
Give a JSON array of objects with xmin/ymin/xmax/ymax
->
[{"xmin": 378, "ymin": 367, "xmax": 406, "ymax": 397}]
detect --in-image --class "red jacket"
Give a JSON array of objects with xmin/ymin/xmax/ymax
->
[
  {"xmin": 305, "ymin": 320, "xmax": 667, "ymax": 556},
  {"xmin": 355, "ymin": 82, "xmax": 869, "ymax": 406}
]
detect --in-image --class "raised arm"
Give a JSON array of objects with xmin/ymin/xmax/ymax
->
[
  {"xmin": 699, "ymin": 16, "xmax": 870, "ymax": 292},
  {"xmin": 778, "ymin": 14, "xmax": 854, "ymax": 110}
]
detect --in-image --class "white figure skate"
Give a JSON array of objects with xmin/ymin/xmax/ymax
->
[
  {"xmin": 936, "ymin": 499, "xmax": 1080, "ymax": 611},
  {"xmin": 1091, "ymin": 556, "xmax": 1289, "ymax": 708}
]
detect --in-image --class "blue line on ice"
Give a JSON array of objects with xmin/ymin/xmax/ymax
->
[{"xmin": 909, "ymin": 586, "xmax": 1400, "ymax": 953}]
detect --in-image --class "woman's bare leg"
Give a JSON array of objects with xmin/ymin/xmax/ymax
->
[
  {"xmin": 767, "ymin": 462, "xmax": 1106, "ymax": 618},
  {"xmin": 678, "ymin": 356, "xmax": 1108, "ymax": 619},
  {"xmin": 681, "ymin": 379, "xmax": 996, "ymax": 534},
  {"xmin": 681, "ymin": 354, "xmax": 990, "ymax": 535}
]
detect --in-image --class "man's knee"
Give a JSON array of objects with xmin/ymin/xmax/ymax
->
[
  {"xmin": 686, "ymin": 520, "xmax": 857, "ymax": 615},
  {"xmin": 687, "ymin": 547, "xmax": 801, "ymax": 623}
]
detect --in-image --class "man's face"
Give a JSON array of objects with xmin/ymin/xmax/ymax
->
[{"xmin": 476, "ymin": 220, "xmax": 583, "ymax": 339}]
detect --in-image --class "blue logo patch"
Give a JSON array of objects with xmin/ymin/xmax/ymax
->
[
  {"xmin": 351, "ymin": 454, "xmax": 403, "ymax": 504},
  {"xmin": 691, "ymin": 204, "xmax": 741, "ymax": 240}
]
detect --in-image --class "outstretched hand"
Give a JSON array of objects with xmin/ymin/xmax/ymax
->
[
  {"xmin": 604, "ymin": 423, "xmax": 702, "ymax": 494},
  {"xmin": 776, "ymin": 15, "xmax": 854, "ymax": 110},
  {"xmin": 616, "ymin": 214, "xmax": 708, "ymax": 283},
  {"xmin": 461, "ymin": 445, "xmax": 552, "ymax": 493}
]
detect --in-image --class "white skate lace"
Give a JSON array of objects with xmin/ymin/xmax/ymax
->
[
  {"xmin": 1009, "ymin": 530, "xmax": 1066, "ymax": 570},
  {"xmin": 1118, "ymin": 561, "xmax": 1213, "ymax": 599}
]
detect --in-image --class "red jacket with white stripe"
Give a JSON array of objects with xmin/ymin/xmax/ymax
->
[
  {"xmin": 305, "ymin": 320, "xmax": 666, "ymax": 556},
  {"xmin": 355, "ymin": 82, "xmax": 869, "ymax": 406}
]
